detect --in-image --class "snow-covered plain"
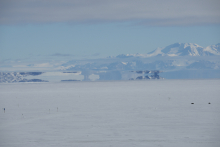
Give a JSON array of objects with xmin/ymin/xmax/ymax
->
[{"xmin": 0, "ymin": 80, "xmax": 220, "ymax": 147}]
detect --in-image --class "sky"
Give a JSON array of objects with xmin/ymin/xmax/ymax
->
[{"xmin": 0, "ymin": 0, "xmax": 220, "ymax": 62}]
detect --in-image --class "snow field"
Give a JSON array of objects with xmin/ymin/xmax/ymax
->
[{"xmin": 0, "ymin": 80, "xmax": 220, "ymax": 147}]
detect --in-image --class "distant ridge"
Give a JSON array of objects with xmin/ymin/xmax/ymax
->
[
  {"xmin": 116, "ymin": 43, "xmax": 220, "ymax": 58},
  {"xmin": 1, "ymin": 43, "xmax": 220, "ymax": 81}
]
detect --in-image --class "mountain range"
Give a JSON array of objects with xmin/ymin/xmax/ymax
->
[
  {"xmin": 1, "ymin": 43, "xmax": 220, "ymax": 82},
  {"xmin": 116, "ymin": 43, "xmax": 220, "ymax": 58},
  {"xmin": 62, "ymin": 43, "xmax": 220, "ymax": 80}
]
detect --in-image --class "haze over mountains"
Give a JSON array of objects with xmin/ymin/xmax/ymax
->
[{"xmin": 1, "ymin": 43, "xmax": 220, "ymax": 82}]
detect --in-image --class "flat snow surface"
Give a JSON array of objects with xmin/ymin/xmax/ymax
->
[{"xmin": 0, "ymin": 80, "xmax": 220, "ymax": 147}]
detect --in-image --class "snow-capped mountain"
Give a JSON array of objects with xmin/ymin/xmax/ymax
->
[
  {"xmin": 1, "ymin": 43, "xmax": 220, "ymax": 82},
  {"xmin": 147, "ymin": 43, "xmax": 204, "ymax": 57},
  {"xmin": 203, "ymin": 43, "xmax": 220, "ymax": 55},
  {"xmin": 116, "ymin": 43, "xmax": 220, "ymax": 58},
  {"xmin": 59, "ymin": 43, "xmax": 220, "ymax": 80},
  {"xmin": 147, "ymin": 43, "xmax": 220, "ymax": 57}
]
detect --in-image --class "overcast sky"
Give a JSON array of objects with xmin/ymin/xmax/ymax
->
[{"xmin": 0, "ymin": 0, "xmax": 220, "ymax": 61}]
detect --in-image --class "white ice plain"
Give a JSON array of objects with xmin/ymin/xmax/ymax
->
[{"xmin": 0, "ymin": 80, "xmax": 220, "ymax": 147}]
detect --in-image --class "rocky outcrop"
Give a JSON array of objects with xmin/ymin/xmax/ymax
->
[{"xmin": 0, "ymin": 72, "xmax": 46, "ymax": 83}]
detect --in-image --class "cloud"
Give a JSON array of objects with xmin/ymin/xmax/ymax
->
[
  {"xmin": 30, "ymin": 63, "xmax": 54, "ymax": 68},
  {"xmin": 0, "ymin": 0, "xmax": 220, "ymax": 26},
  {"xmin": 51, "ymin": 53, "xmax": 73, "ymax": 57}
]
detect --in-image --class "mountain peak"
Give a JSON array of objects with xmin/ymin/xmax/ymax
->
[
  {"xmin": 203, "ymin": 43, "xmax": 220, "ymax": 55},
  {"xmin": 148, "ymin": 43, "xmax": 205, "ymax": 57},
  {"xmin": 115, "ymin": 43, "xmax": 220, "ymax": 59}
]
